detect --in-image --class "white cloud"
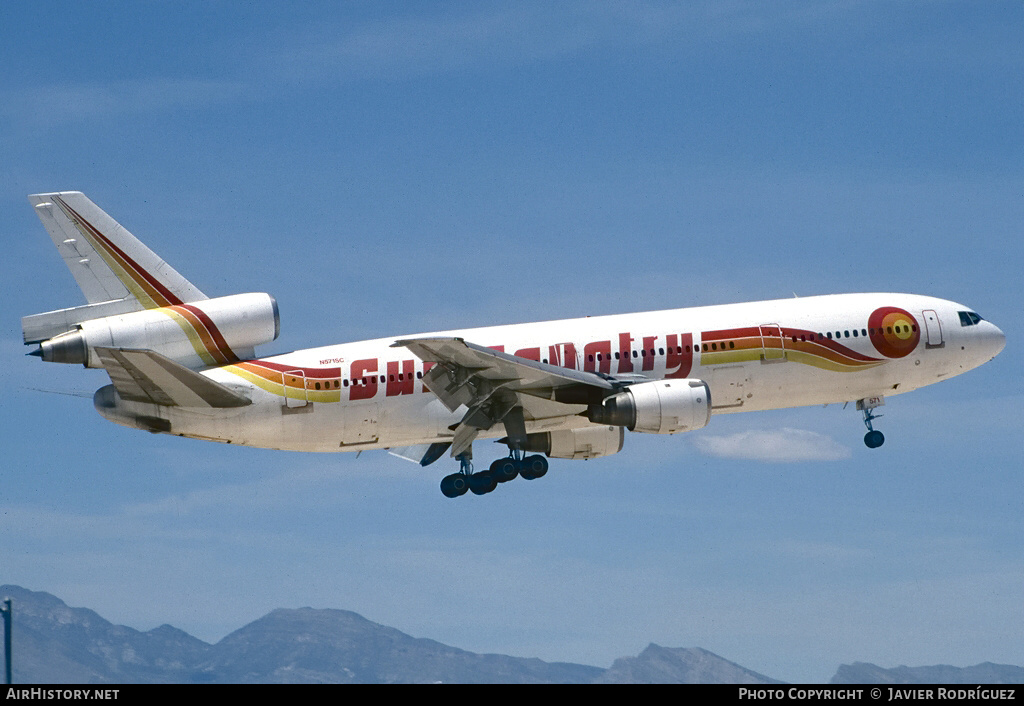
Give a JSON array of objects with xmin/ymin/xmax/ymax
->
[
  {"xmin": 693, "ymin": 427, "xmax": 851, "ymax": 463},
  {"xmin": 5, "ymin": 78, "xmax": 246, "ymax": 126}
]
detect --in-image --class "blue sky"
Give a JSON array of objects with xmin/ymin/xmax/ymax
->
[{"xmin": 2, "ymin": 2, "xmax": 1022, "ymax": 683}]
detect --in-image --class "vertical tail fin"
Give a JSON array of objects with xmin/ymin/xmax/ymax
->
[
  {"xmin": 28, "ymin": 191, "xmax": 207, "ymax": 308},
  {"xmin": 24, "ymin": 192, "xmax": 209, "ymax": 344}
]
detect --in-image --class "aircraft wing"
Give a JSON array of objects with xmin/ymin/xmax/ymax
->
[
  {"xmin": 392, "ymin": 336, "xmax": 620, "ymax": 457},
  {"xmin": 95, "ymin": 347, "xmax": 251, "ymax": 408}
]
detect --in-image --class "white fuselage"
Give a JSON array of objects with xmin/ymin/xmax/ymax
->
[{"xmin": 95, "ymin": 293, "xmax": 1005, "ymax": 456}]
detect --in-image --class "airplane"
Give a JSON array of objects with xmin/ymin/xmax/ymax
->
[{"xmin": 23, "ymin": 192, "xmax": 1006, "ymax": 497}]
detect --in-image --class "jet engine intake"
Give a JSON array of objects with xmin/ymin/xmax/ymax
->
[{"xmin": 587, "ymin": 378, "xmax": 711, "ymax": 434}]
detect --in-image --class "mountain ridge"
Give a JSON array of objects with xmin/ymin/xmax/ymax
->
[{"xmin": 3, "ymin": 585, "xmax": 1020, "ymax": 684}]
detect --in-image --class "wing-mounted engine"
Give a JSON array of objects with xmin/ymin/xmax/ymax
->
[
  {"xmin": 521, "ymin": 426, "xmax": 624, "ymax": 460},
  {"xmin": 587, "ymin": 378, "xmax": 711, "ymax": 434},
  {"xmin": 28, "ymin": 292, "xmax": 279, "ymax": 369}
]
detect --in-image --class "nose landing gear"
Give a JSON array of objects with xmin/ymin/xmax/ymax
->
[{"xmin": 857, "ymin": 397, "xmax": 885, "ymax": 448}]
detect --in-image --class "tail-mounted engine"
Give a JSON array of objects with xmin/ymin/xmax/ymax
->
[
  {"xmin": 30, "ymin": 292, "xmax": 279, "ymax": 369},
  {"xmin": 587, "ymin": 378, "xmax": 711, "ymax": 434}
]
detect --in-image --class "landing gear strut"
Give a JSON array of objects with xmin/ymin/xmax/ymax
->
[{"xmin": 439, "ymin": 407, "xmax": 551, "ymax": 498}]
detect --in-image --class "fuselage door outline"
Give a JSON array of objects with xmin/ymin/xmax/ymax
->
[
  {"xmin": 758, "ymin": 323, "xmax": 787, "ymax": 362},
  {"xmin": 922, "ymin": 310, "xmax": 944, "ymax": 349},
  {"xmin": 284, "ymin": 369, "xmax": 310, "ymax": 409}
]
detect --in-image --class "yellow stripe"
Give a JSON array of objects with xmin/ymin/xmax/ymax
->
[
  {"xmin": 161, "ymin": 309, "xmax": 219, "ymax": 366},
  {"xmin": 225, "ymin": 365, "xmax": 341, "ymax": 403},
  {"xmin": 700, "ymin": 348, "xmax": 883, "ymax": 372},
  {"xmin": 785, "ymin": 350, "xmax": 883, "ymax": 372},
  {"xmin": 699, "ymin": 349, "xmax": 760, "ymax": 366}
]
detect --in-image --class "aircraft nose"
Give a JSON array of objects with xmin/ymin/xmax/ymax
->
[{"xmin": 982, "ymin": 321, "xmax": 1006, "ymax": 360}]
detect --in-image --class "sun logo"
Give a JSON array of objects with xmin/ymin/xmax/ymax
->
[{"xmin": 868, "ymin": 306, "xmax": 920, "ymax": 358}]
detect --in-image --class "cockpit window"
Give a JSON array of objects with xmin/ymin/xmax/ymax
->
[{"xmin": 958, "ymin": 311, "xmax": 983, "ymax": 326}]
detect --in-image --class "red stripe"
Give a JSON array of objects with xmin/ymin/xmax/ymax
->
[
  {"xmin": 703, "ymin": 325, "xmax": 879, "ymax": 363},
  {"xmin": 702, "ymin": 326, "xmax": 762, "ymax": 340},
  {"xmin": 179, "ymin": 303, "xmax": 238, "ymax": 363},
  {"xmin": 237, "ymin": 360, "xmax": 341, "ymax": 378},
  {"xmin": 168, "ymin": 305, "xmax": 233, "ymax": 365}
]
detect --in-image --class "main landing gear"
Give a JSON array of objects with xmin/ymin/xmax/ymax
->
[
  {"xmin": 857, "ymin": 397, "xmax": 885, "ymax": 449},
  {"xmin": 439, "ymin": 449, "xmax": 549, "ymax": 498}
]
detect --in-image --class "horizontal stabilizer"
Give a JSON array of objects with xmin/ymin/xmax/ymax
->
[
  {"xmin": 95, "ymin": 347, "xmax": 251, "ymax": 408},
  {"xmin": 22, "ymin": 298, "xmax": 144, "ymax": 344}
]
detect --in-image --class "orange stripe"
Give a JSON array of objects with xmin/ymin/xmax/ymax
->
[{"xmin": 169, "ymin": 305, "xmax": 232, "ymax": 365}]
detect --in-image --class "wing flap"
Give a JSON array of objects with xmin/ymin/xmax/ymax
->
[
  {"xmin": 395, "ymin": 337, "xmax": 614, "ymax": 393},
  {"xmin": 393, "ymin": 336, "xmax": 618, "ymax": 457},
  {"xmin": 95, "ymin": 347, "xmax": 250, "ymax": 408}
]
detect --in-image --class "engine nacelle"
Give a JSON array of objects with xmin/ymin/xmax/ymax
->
[
  {"xmin": 35, "ymin": 292, "xmax": 279, "ymax": 369},
  {"xmin": 587, "ymin": 378, "xmax": 711, "ymax": 434},
  {"xmin": 522, "ymin": 426, "xmax": 624, "ymax": 460}
]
